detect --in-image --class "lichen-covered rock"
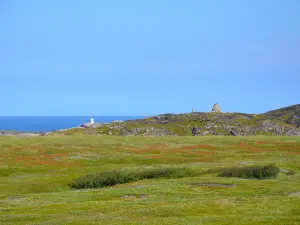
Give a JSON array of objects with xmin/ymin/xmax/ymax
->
[
  {"xmin": 191, "ymin": 127, "xmax": 201, "ymax": 136},
  {"xmin": 202, "ymin": 131, "xmax": 211, "ymax": 135},
  {"xmin": 286, "ymin": 129, "xmax": 300, "ymax": 136}
]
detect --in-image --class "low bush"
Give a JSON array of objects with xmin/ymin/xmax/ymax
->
[
  {"xmin": 219, "ymin": 164, "xmax": 279, "ymax": 179},
  {"xmin": 69, "ymin": 167, "xmax": 196, "ymax": 189},
  {"xmin": 0, "ymin": 168, "xmax": 14, "ymax": 177}
]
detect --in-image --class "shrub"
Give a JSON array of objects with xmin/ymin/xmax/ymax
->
[
  {"xmin": 69, "ymin": 167, "xmax": 196, "ymax": 189},
  {"xmin": 219, "ymin": 164, "xmax": 279, "ymax": 179},
  {"xmin": 0, "ymin": 168, "xmax": 14, "ymax": 177}
]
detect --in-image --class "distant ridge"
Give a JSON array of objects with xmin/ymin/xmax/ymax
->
[{"xmin": 54, "ymin": 104, "xmax": 300, "ymax": 136}]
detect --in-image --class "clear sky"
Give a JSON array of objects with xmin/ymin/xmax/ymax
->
[{"xmin": 1, "ymin": 0, "xmax": 299, "ymax": 116}]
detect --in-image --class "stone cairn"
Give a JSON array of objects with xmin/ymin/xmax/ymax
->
[{"xmin": 212, "ymin": 103, "xmax": 221, "ymax": 113}]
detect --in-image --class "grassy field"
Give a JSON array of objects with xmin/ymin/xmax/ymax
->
[{"xmin": 0, "ymin": 135, "xmax": 300, "ymax": 224}]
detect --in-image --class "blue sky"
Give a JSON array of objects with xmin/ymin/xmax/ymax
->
[{"xmin": 1, "ymin": 0, "xmax": 299, "ymax": 116}]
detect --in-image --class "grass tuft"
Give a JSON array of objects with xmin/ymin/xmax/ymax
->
[{"xmin": 219, "ymin": 164, "xmax": 280, "ymax": 179}]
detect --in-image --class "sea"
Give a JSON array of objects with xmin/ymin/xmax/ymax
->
[{"xmin": 0, "ymin": 116, "xmax": 146, "ymax": 133}]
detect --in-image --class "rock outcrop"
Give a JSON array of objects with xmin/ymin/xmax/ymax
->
[
  {"xmin": 81, "ymin": 123, "xmax": 103, "ymax": 128},
  {"xmin": 191, "ymin": 127, "xmax": 201, "ymax": 136},
  {"xmin": 0, "ymin": 131, "xmax": 43, "ymax": 137}
]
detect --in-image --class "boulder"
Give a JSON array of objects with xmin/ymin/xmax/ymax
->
[
  {"xmin": 81, "ymin": 123, "xmax": 92, "ymax": 128},
  {"xmin": 279, "ymin": 168, "xmax": 295, "ymax": 175},
  {"xmin": 202, "ymin": 131, "xmax": 211, "ymax": 135},
  {"xmin": 191, "ymin": 127, "xmax": 201, "ymax": 136},
  {"xmin": 230, "ymin": 130, "xmax": 238, "ymax": 136},
  {"xmin": 91, "ymin": 124, "xmax": 103, "ymax": 128},
  {"xmin": 81, "ymin": 123, "xmax": 103, "ymax": 128}
]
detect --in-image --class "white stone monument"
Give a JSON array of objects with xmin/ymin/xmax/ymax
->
[{"xmin": 90, "ymin": 117, "xmax": 95, "ymax": 124}]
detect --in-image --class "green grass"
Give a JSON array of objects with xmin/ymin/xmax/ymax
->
[{"xmin": 0, "ymin": 135, "xmax": 300, "ymax": 224}]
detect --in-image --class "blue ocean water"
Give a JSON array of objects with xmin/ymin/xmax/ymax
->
[{"xmin": 0, "ymin": 116, "xmax": 146, "ymax": 133}]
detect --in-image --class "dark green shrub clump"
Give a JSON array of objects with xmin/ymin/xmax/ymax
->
[
  {"xmin": 69, "ymin": 167, "xmax": 196, "ymax": 189},
  {"xmin": 0, "ymin": 168, "xmax": 14, "ymax": 177},
  {"xmin": 219, "ymin": 164, "xmax": 279, "ymax": 179}
]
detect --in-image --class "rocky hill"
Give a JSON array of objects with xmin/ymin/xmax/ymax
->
[
  {"xmin": 57, "ymin": 104, "xmax": 300, "ymax": 136},
  {"xmin": 265, "ymin": 104, "xmax": 300, "ymax": 128}
]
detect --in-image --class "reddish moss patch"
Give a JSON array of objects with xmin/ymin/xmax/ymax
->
[
  {"xmin": 151, "ymin": 155, "xmax": 163, "ymax": 159},
  {"xmin": 289, "ymin": 152, "xmax": 300, "ymax": 155},
  {"xmin": 11, "ymin": 153, "xmax": 83, "ymax": 168},
  {"xmin": 119, "ymin": 144, "xmax": 168, "ymax": 154},
  {"xmin": 239, "ymin": 142, "xmax": 247, "ymax": 146},
  {"xmin": 185, "ymin": 151, "xmax": 214, "ymax": 155},
  {"xmin": 181, "ymin": 144, "xmax": 217, "ymax": 151},
  {"xmin": 116, "ymin": 144, "xmax": 218, "ymax": 155},
  {"xmin": 197, "ymin": 144, "xmax": 217, "ymax": 150}
]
